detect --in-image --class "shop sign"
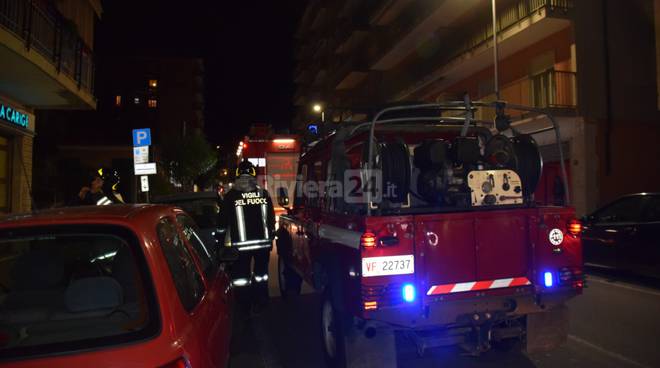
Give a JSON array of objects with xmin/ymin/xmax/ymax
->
[{"xmin": 0, "ymin": 103, "xmax": 29, "ymax": 129}]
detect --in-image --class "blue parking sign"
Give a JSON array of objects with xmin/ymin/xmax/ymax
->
[{"xmin": 132, "ymin": 128, "xmax": 151, "ymax": 147}]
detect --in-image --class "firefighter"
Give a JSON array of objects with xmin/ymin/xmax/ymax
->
[
  {"xmin": 77, "ymin": 168, "xmax": 124, "ymax": 206},
  {"xmin": 99, "ymin": 167, "xmax": 125, "ymax": 204},
  {"xmin": 220, "ymin": 160, "xmax": 275, "ymax": 313}
]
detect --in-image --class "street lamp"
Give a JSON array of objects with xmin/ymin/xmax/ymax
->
[{"xmin": 312, "ymin": 103, "xmax": 325, "ymax": 122}]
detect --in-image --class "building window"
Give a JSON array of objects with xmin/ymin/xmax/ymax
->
[
  {"xmin": 115, "ymin": 95, "xmax": 122, "ymax": 107},
  {"xmin": 134, "ymin": 97, "xmax": 140, "ymax": 105},
  {"xmin": 148, "ymin": 99, "xmax": 158, "ymax": 108},
  {"xmin": 0, "ymin": 135, "xmax": 11, "ymax": 212},
  {"xmin": 149, "ymin": 79, "xmax": 158, "ymax": 88}
]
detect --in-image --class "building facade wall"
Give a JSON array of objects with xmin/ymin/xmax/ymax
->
[
  {"xmin": 575, "ymin": 0, "xmax": 660, "ymax": 207},
  {"xmin": 437, "ymin": 26, "xmax": 575, "ymax": 102},
  {"xmin": 0, "ymin": 0, "xmax": 100, "ymax": 214},
  {"xmin": 56, "ymin": 0, "xmax": 97, "ymax": 49}
]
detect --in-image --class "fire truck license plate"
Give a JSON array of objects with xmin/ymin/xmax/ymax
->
[{"xmin": 362, "ymin": 255, "xmax": 415, "ymax": 277}]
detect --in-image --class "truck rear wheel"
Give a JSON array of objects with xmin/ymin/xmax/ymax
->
[
  {"xmin": 320, "ymin": 288, "xmax": 397, "ymax": 368},
  {"xmin": 278, "ymin": 255, "xmax": 301, "ymax": 299}
]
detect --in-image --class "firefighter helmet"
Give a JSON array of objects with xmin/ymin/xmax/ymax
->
[
  {"xmin": 235, "ymin": 160, "xmax": 256, "ymax": 177},
  {"xmin": 98, "ymin": 167, "xmax": 121, "ymax": 191}
]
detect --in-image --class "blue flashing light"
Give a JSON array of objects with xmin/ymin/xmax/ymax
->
[
  {"xmin": 544, "ymin": 272, "xmax": 554, "ymax": 288},
  {"xmin": 403, "ymin": 284, "xmax": 416, "ymax": 303}
]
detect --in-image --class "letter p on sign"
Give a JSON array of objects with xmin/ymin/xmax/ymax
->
[{"xmin": 132, "ymin": 128, "xmax": 151, "ymax": 147}]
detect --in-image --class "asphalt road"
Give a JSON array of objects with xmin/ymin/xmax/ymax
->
[{"xmin": 229, "ymin": 251, "xmax": 660, "ymax": 368}]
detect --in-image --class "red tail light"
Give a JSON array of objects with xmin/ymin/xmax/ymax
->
[
  {"xmin": 160, "ymin": 358, "xmax": 191, "ymax": 368},
  {"xmin": 567, "ymin": 219, "xmax": 582, "ymax": 236},
  {"xmin": 360, "ymin": 232, "xmax": 377, "ymax": 248},
  {"xmin": 364, "ymin": 301, "xmax": 378, "ymax": 310}
]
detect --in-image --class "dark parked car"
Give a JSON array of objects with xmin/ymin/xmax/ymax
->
[
  {"xmin": 154, "ymin": 191, "xmax": 225, "ymax": 247},
  {"xmin": 582, "ymin": 193, "xmax": 660, "ymax": 277}
]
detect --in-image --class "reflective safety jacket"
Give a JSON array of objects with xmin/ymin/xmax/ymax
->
[{"xmin": 220, "ymin": 176, "xmax": 275, "ymax": 251}]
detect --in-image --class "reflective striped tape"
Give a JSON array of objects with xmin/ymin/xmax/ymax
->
[
  {"xmin": 96, "ymin": 196, "xmax": 112, "ymax": 205},
  {"xmin": 426, "ymin": 277, "xmax": 531, "ymax": 296},
  {"xmin": 235, "ymin": 206, "xmax": 246, "ymax": 242},
  {"xmin": 261, "ymin": 202, "xmax": 269, "ymax": 240}
]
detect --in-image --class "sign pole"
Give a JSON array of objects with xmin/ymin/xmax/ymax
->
[{"xmin": 133, "ymin": 128, "xmax": 155, "ymax": 204}]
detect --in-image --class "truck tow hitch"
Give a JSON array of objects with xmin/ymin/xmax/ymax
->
[
  {"xmin": 460, "ymin": 312, "xmax": 524, "ymax": 356},
  {"xmin": 460, "ymin": 313, "xmax": 495, "ymax": 356}
]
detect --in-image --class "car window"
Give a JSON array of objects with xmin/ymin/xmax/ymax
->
[
  {"xmin": 158, "ymin": 197, "xmax": 219, "ymax": 228},
  {"xmin": 157, "ymin": 218, "xmax": 205, "ymax": 312},
  {"xmin": 594, "ymin": 196, "xmax": 649, "ymax": 223},
  {"xmin": 642, "ymin": 196, "xmax": 660, "ymax": 222},
  {"xmin": 0, "ymin": 225, "xmax": 159, "ymax": 359},
  {"xmin": 176, "ymin": 214, "xmax": 217, "ymax": 279}
]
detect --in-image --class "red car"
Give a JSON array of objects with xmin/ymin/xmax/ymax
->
[{"xmin": 0, "ymin": 204, "xmax": 236, "ymax": 368}]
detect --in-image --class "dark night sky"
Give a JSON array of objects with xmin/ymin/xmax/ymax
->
[{"xmin": 96, "ymin": 0, "xmax": 305, "ymax": 146}]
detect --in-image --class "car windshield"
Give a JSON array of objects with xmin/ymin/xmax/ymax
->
[
  {"xmin": 0, "ymin": 225, "xmax": 158, "ymax": 359},
  {"xmin": 593, "ymin": 196, "xmax": 650, "ymax": 223}
]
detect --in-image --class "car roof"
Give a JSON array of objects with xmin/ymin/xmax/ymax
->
[
  {"xmin": 0, "ymin": 204, "xmax": 176, "ymax": 228},
  {"xmin": 153, "ymin": 191, "xmax": 219, "ymax": 203}
]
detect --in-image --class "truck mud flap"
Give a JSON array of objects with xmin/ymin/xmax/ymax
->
[
  {"xmin": 525, "ymin": 304, "xmax": 569, "ymax": 354},
  {"xmin": 345, "ymin": 328, "xmax": 397, "ymax": 368}
]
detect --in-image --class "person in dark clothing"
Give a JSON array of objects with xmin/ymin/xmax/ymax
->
[
  {"xmin": 76, "ymin": 168, "xmax": 124, "ymax": 205},
  {"xmin": 220, "ymin": 160, "xmax": 275, "ymax": 313}
]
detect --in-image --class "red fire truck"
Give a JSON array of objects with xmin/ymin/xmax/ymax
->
[
  {"xmin": 275, "ymin": 101, "xmax": 583, "ymax": 367},
  {"xmin": 236, "ymin": 125, "xmax": 300, "ymax": 218}
]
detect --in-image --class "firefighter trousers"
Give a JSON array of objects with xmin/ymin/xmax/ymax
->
[{"xmin": 231, "ymin": 247, "xmax": 270, "ymax": 307}]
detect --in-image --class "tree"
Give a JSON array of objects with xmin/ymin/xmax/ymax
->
[{"xmin": 162, "ymin": 131, "xmax": 217, "ymax": 191}]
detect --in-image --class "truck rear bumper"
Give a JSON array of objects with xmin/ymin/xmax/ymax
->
[{"xmin": 362, "ymin": 287, "xmax": 579, "ymax": 330}]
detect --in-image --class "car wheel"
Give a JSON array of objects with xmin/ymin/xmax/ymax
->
[
  {"xmin": 321, "ymin": 288, "xmax": 348, "ymax": 368},
  {"xmin": 278, "ymin": 255, "xmax": 302, "ymax": 299}
]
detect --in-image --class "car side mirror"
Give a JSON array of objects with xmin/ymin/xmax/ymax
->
[
  {"xmin": 277, "ymin": 187, "xmax": 290, "ymax": 208},
  {"xmin": 218, "ymin": 246, "xmax": 239, "ymax": 263}
]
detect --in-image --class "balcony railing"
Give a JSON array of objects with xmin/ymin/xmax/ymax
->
[
  {"xmin": 451, "ymin": 0, "xmax": 573, "ymax": 62},
  {"xmin": 474, "ymin": 69, "xmax": 576, "ymax": 121},
  {"xmin": 0, "ymin": 0, "xmax": 95, "ymax": 94},
  {"xmin": 530, "ymin": 69, "xmax": 577, "ymax": 108}
]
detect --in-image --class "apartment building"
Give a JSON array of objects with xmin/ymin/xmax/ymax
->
[
  {"xmin": 293, "ymin": 0, "xmax": 660, "ymax": 215},
  {"xmin": 0, "ymin": 0, "xmax": 101, "ymax": 213}
]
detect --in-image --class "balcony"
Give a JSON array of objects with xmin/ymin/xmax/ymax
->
[
  {"xmin": 395, "ymin": 0, "xmax": 574, "ymax": 101},
  {"xmin": 0, "ymin": 0, "xmax": 96, "ymax": 109},
  {"xmin": 452, "ymin": 0, "xmax": 573, "ymax": 62},
  {"xmin": 530, "ymin": 69, "xmax": 576, "ymax": 109},
  {"xmin": 475, "ymin": 69, "xmax": 577, "ymax": 120}
]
